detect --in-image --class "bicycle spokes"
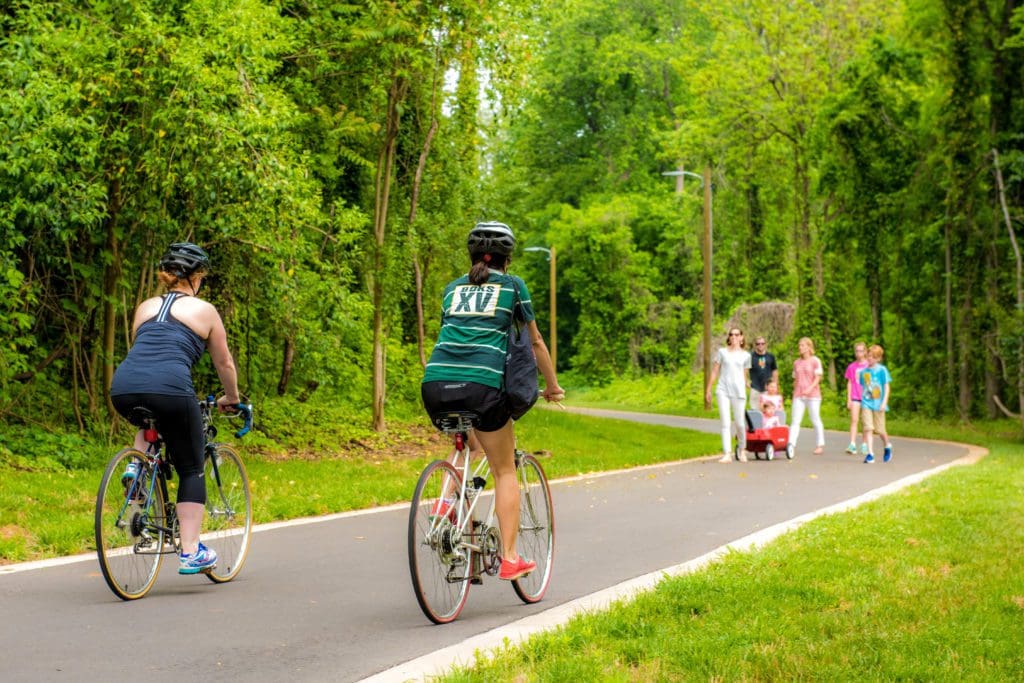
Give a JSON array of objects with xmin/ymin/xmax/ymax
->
[
  {"xmin": 408, "ymin": 459, "xmax": 473, "ymax": 623},
  {"xmin": 95, "ymin": 449, "xmax": 167, "ymax": 600},
  {"xmin": 202, "ymin": 444, "xmax": 253, "ymax": 584},
  {"xmin": 512, "ymin": 453, "xmax": 555, "ymax": 604}
]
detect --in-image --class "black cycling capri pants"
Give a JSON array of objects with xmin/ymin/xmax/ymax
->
[
  {"xmin": 421, "ymin": 381, "xmax": 511, "ymax": 433},
  {"xmin": 111, "ymin": 393, "xmax": 206, "ymax": 505}
]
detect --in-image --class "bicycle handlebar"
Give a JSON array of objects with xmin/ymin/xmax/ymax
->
[
  {"xmin": 202, "ymin": 394, "xmax": 254, "ymax": 439},
  {"xmin": 233, "ymin": 403, "xmax": 254, "ymax": 438}
]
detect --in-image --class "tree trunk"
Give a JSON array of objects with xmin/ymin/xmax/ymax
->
[
  {"xmin": 794, "ymin": 153, "xmax": 812, "ymax": 309},
  {"xmin": 410, "ymin": 118, "xmax": 438, "ymax": 370},
  {"xmin": 992, "ymin": 148, "xmax": 1024, "ymax": 429},
  {"xmin": 944, "ymin": 217, "xmax": 955, "ymax": 398},
  {"xmin": 101, "ymin": 177, "xmax": 122, "ymax": 418},
  {"xmin": 414, "ymin": 259, "xmax": 427, "ymax": 368},
  {"xmin": 870, "ymin": 266, "xmax": 882, "ymax": 341},
  {"xmin": 370, "ymin": 76, "xmax": 407, "ymax": 432},
  {"xmin": 958, "ymin": 306, "xmax": 971, "ymax": 421},
  {"xmin": 277, "ymin": 337, "xmax": 294, "ymax": 396}
]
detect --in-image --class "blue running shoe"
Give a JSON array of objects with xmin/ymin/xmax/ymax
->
[
  {"xmin": 179, "ymin": 543, "xmax": 217, "ymax": 574},
  {"xmin": 864, "ymin": 453, "xmax": 875, "ymax": 464},
  {"xmin": 883, "ymin": 445, "xmax": 892, "ymax": 463}
]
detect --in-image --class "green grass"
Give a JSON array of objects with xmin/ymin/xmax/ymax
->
[
  {"xmin": 443, "ymin": 439, "xmax": 1024, "ymax": 681},
  {"xmin": 0, "ymin": 408, "xmax": 718, "ymax": 562}
]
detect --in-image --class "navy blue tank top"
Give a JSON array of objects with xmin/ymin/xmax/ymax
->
[{"xmin": 110, "ymin": 293, "xmax": 207, "ymax": 397}]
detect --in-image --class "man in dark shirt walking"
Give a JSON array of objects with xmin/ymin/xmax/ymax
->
[{"xmin": 749, "ymin": 336, "xmax": 778, "ymax": 410}]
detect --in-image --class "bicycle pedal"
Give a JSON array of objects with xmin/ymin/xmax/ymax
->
[{"xmin": 470, "ymin": 576, "xmax": 483, "ymax": 585}]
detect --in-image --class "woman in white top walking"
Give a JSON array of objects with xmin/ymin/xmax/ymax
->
[{"xmin": 704, "ymin": 327, "xmax": 752, "ymax": 463}]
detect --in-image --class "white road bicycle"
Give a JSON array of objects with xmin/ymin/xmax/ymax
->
[{"xmin": 407, "ymin": 411, "xmax": 555, "ymax": 624}]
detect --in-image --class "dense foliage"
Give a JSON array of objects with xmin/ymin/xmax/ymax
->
[{"xmin": 2, "ymin": 0, "xmax": 1022, "ymax": 447}]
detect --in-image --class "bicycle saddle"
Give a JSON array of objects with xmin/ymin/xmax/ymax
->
[{"xmin": 125, "ymin": 406, "xmax": 158, "ymax": 428}]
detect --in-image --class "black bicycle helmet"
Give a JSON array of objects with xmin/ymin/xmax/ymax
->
[
  {"xmin": 158, "ymin": 242, "xmax": 211, "ymax": 277},
  {"xmin": 467, "ymin": 221, "xmax": 516, "ymax": 256}
]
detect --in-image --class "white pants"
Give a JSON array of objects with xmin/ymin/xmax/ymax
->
[
  {"xmin": 717, "ymin": 392, "xmax": 747, "ymax": 455},
  {"xmin": 790, "ymin": 397, "xmax": 824, "ymax": 448}
]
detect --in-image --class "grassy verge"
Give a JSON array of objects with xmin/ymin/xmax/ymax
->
[
  {"xmin": 440, "ymin": 433, "xmax": 1024, "ymax": 680},
  {"xmin": 0, "ymin": 408, "xmax": 718, "ymax": 562}
]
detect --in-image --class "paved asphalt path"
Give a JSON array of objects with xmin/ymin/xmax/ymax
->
[{"xmin": 0, "ymin": 409, "xmax": 970, "ymax": 682}]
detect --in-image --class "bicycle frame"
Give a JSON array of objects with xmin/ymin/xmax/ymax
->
[
  {"xmin": 117, "ymin": 396, "xmax": 251, "ymax": 554},
  {"xmin": 433, "ymin": 423, "xmax": 549, "ymax": 552},
  {"xmin": 97, "ymin": 393, "xmax": 255, "ymax": 600},
  {"xmin": 118, "ymin": 441, "xmax": 177, "ymax": 555},
  {"xmin": 447, "ymin": 445, "xmax": 495, "ymax": 555},
  {"xmin": 422, "ymin": 421, "xmax": 500, "ymax": 583}
]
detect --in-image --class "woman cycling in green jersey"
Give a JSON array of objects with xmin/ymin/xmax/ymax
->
[{"xmin": 421, "ymin": 222, "xmax": 563, "ymax": 581}]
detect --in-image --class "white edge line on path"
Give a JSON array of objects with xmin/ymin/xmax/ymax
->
[{"xmin": 357, "ymin": 444, "xmax": 987, "ymax": 683}]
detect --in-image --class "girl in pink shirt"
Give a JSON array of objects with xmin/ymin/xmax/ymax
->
[
  {"xmin": 790, "ymin": 337, "xmax": 825, "ymax": 455},
  {"xmin": 843, "ymin": 342, "xmax": 869, "ymax": 455}
]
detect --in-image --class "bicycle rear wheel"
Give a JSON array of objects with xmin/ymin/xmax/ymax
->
[
  {"xmin": 408, "ymin": 459, "xmax": 472, "ymax": 624},
  {"xmin": 203, "ymin": 444, "xmax": 253, "ymax": 583},
  {"xmin": 512, "ymin": 453, "xmax": 554, "ymax": 604},
  {"xmin": 95, "ymin": 448, "xmax": 166, "ymax": 600}
]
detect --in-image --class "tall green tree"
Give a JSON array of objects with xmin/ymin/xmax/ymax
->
[{"xmin": 1, "ymin": 0, "xmax": 324, "ymax": 427}]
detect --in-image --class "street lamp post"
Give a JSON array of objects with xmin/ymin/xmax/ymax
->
[
  {"xmin": 524, "ymin": 246, "xmax": 557, "ymax": 372},
  {"xmin": 663, "ymin": 166, "xmax": 713, "ymax": 409}
]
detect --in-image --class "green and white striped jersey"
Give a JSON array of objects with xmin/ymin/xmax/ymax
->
[{"xmin": 423, "ymin": 271, "xmax": 535, "ymax": 389}]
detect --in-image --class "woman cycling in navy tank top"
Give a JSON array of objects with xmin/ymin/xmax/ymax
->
[{"xmin": 110, "ymin": 242, "xmax": 241, "ymax": 575}]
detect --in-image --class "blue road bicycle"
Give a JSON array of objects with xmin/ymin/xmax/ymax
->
[{"xmin": 95, "ymin": 395, "xmax": 254, "ymax": 600}]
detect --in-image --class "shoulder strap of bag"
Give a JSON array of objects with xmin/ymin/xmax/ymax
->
[{"xmin": 507, "ymin": 276, "xmax": 524, "ymax": 330}]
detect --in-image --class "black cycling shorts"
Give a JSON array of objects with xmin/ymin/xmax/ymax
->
[
  {"xmin": 421, "ymin": 381, "xmax": 511, "ymax": 433},
  {"xmin": 110, "ymin": 392, "xmax": 206, "ymax": 505}
]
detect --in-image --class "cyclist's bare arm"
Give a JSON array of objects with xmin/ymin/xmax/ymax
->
[
  {"xmin": 526, "ymin": 320, "xmax": 564, "ymax": 401},
  {"xmin": 204, "ymin": 314, "xmax": 240, "ymax": 409}
]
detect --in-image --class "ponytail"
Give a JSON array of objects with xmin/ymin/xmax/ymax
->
[
  {"xmin": 468, "ymin": 252, "xmax": 508, "ymax": 285},
  {"xmin": 469, "ymin": 261, "xmax": 491, "ymax": 285},
  {"xmin": 156, "ymin": 270, "xmax": 182, "ymax": 290}
]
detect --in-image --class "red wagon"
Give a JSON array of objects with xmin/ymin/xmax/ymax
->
[{"xmin": 736, "ymin": 410, "xmax": 795, "ymax": 461}]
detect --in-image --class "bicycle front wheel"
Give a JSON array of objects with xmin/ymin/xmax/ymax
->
[
  {"xmin": 203, "ymin": 444, "xmax": 253, "ymax": 583},
  {"xmin": 512, "ymin": 453, "xmax": 554, "ymax": 604},
  {"xmin": 408, "ymin": 459, "xmax": 472, "ymax": 624},
  {"xmin": 95, "ymin": 448, "xmax": 166, "ymax": 600}
]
